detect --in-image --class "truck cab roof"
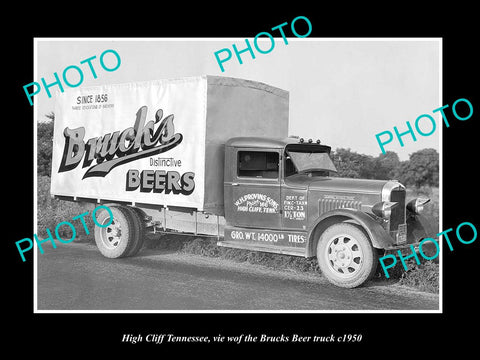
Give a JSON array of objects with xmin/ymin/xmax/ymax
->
[
  {"xmin": 226, "ymin": 137, "xmax": 296, "ymax": 149},
  {"xmin": 226, "ymin": 136, "xmax": 331, "ymax": 152}
]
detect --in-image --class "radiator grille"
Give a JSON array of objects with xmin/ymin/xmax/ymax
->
[{"xmin": 389, "ymin": 189, "xmax": 406, "ymax": 230}]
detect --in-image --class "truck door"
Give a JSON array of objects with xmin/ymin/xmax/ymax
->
[{"xmin": 227, "ymin": 149, "xmax": 282, "ymax": 229}]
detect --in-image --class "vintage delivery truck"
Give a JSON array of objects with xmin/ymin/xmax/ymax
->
[{"xmin": 51, "ymin": 75, "xmax": 434, "ymax": 288}]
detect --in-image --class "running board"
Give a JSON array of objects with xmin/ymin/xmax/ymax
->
[{"xmin": 217, "ymin": 240, "xmax": 305, "ymax": 257}]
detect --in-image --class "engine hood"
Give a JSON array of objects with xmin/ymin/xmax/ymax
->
[
  {"xmin": 309, "ymin": 177, "xmax": 389, "ymax": 194},
  {"xmin": 285, "ymin": 174, "xmax": 397, "ymax": 197}
]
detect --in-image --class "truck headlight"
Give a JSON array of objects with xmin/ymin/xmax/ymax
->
[
  {"xmin": 372, "ymin": 201, "xmax": 398, "ymax": 218},
  {"xmin": 406, "ymin": 198, "xmax": 430, "ymax": 214}
]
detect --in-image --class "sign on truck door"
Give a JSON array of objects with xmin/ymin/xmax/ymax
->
[{"xmin": 228, "ymin": 149, "xmax": 282, "ymax": 229}]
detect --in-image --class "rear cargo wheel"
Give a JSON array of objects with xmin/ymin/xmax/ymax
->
[
  {"xmin": 94, "ymin": 206, "xmax": 137, "ymax": 258},
  {"xmin": 124, "ymin": 207, "xmax": 145, "ymax": 257},
  {"xmin": 316, "ymin": 223, "xmax": 377, "ymax": 288}
]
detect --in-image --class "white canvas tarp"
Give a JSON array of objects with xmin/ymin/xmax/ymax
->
[
  {"xmin": 50, "ymin": 75, "xmax": 289, "ymax": 213},
  {"xmin": 51, "ymin": 76, "xmax": 207, "ymax": 209}
]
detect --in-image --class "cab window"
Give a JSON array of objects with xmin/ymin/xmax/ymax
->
[{"xmin": 237, "ymin": 151, "xmax": 279, "ymax": 179}]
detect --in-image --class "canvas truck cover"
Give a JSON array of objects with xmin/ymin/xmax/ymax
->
[{"xmin": 51, "ymin": 75, "xmax": 289, "ymax": 215}]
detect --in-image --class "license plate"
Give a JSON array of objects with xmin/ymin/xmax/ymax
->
[{"xmin": 396, "ymin": 224, "xmax": 407, "ymax": 244}]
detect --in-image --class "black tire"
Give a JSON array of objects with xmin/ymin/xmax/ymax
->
[
  {"xmin": 316, "ymin": 222, "xmax": 378, "ymax": 288},
  {"xmin": 94, "ymin": 206, "xmax": 137, "ymax": 259},
  {"xmin": 124, "ymin": 206, "xmax": 145, "ymax": 257}
]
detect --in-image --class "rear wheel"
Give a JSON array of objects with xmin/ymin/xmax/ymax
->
[
  {"xmin": 94, "ymin": 206, "xmax": 137, "ymax": 258},
  {"xmin": 316, "ymin": 223, "xmax": 378, "ymax": 288},
  {"xmin": 124, "ymin": 207, "xmax": 145, "ymax": 257}
]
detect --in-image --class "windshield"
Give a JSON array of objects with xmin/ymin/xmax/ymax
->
[{"xmin": 286, "ymin": 150, "xmax": 337, "ymax": 176}]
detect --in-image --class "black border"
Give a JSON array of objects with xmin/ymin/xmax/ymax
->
[{"xmin": 7, "ymin": 5, "xmax": 479, "ymax": 353}]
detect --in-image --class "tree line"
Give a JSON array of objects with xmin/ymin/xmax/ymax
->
[
  {"xmin": 38, "ymin": 114, "xmax": 439, "ymax": 188},
  {"xmin": 331, "ymin": 148, "xmax": 439, "ymax": 188}
]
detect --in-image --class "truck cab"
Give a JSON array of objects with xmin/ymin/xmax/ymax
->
[{"xmin": 220, "ymin": 136, "xmax": 434, "ymax": 288}]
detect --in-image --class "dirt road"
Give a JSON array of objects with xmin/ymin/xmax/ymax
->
[{"xmin": 36, "ymin": 242, "xmax": 439, "ymax": 311}]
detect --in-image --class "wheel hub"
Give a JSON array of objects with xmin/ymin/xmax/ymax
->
[
  {"xmin": 101, "ymin": 218, "xmax": 122, "ymax": 249},
  {"xmin": 326, "ymin": 234, "xmax": 363, "ymax": 277}
]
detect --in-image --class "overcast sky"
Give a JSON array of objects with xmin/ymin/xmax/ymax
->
[{"xmin": 35, "ymin": 38, "xmax": 440, "ymax": 160}]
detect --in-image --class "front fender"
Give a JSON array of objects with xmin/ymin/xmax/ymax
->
[
  {"xmin": 406, "ymin": 212, "xmax": 436, "ymax": 244},
  {"xmin": 306, "ymin": 208, "xmax": 395, "ymax": 257}
]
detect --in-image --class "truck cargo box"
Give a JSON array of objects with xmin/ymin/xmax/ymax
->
[{"xmin": 50, "ymin": 75, "xmax": 289, "ymax": 215}]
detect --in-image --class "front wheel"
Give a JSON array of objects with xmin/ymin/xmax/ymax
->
[{"xmin": 316, "ymin": 223, "xmax": 378, "ymax": 288}]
